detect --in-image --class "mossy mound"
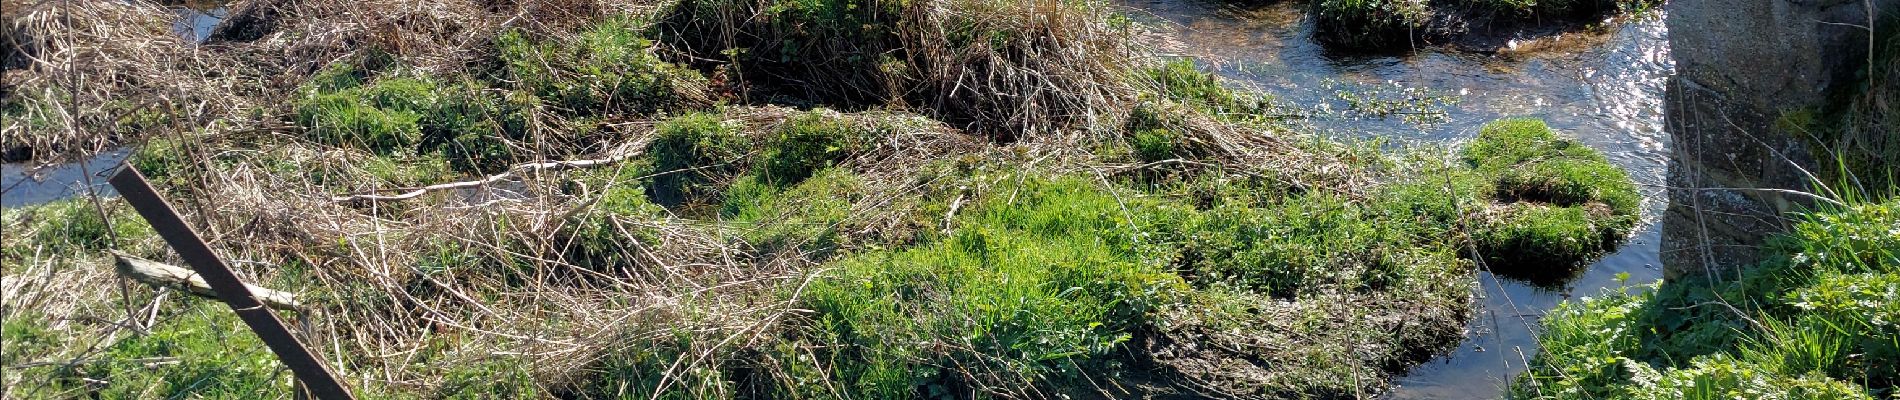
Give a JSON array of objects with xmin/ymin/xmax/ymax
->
[
  {"xmin": 1460, "ymin": 118, "xmax": 1639, "ymax": 285},
  {"xmin": 498, "ymin": 16, "xmax": 709, "ymax": 117}
]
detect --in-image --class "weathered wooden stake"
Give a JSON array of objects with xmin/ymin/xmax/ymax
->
[
  {"xmin": 108, "ymin": 165, "xmax": 356, "ymax": 400},
  {"xmin": 112, "ymin": 251, "xmax": 302, "ymax": 311}
]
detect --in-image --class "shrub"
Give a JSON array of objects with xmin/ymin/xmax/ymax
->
[{"xmin": 647, "ymin": 112, "xmax": 750, "ymax": 207}]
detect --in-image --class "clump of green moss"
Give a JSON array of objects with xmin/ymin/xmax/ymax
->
[
  {"xmin": 295, "ymin": 64, "xmax": 536, "ymax": 174},
  {"xmin": 498, "ymin": 17, "xmax": 707, "ymax": 117},
  {"xmin": 756, "ymin": 110, "xmax": 867, "ymax": 187},
  {"xmin": 646, "ymin": 112, "xmax": 751, "ymax": 208},
  {"xmin": 1461, "ymin": 118, "xmax": 1638, "ymax": 283},
  {"xmin": 1516, "ymin": 197, "xmax": 1898, "ymax": 399}
]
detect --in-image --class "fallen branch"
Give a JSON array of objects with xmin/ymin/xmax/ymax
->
[
  {"xmin": 330, "ymin": 143, "xmax": 644, "ymax": 202},
  {"xmin": 112, "ymin": 251, "xmax": 301, "ymax": 311}
]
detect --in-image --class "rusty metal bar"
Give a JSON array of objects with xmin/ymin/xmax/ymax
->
[{"xmin": 107, "ymin": 165, "xmax": 357, "ymax": 400}]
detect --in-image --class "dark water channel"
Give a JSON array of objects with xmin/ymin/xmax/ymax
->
[{"xmin": 1115, "ymin": 0, "xmax": 1673, "ymax": 398}]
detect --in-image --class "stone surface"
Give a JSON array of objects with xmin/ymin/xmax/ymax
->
[{"xmin": 1661, "ymin": 0, "xmax": 1886, "ymax": 280}]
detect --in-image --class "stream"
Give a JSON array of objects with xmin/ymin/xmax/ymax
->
[
  {"xmin": 1115, "ymin": 0, "xmax": 1673, "ymax": 397},
  {"xmin": 1, "ymin": 1, "xmax": 1675, "ymax": 398}
]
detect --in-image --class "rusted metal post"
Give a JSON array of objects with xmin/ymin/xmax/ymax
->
[{"xmin": 107, "ymin": 165, "xmax": 357, "ymax": 400}]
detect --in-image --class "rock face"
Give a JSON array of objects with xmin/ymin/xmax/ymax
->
[{"xmin": 1661, "ymin": 0, "xmax": 1884, "ymax": 279}]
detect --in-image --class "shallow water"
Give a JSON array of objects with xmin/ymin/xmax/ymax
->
[
  {"xmin": 1116, "ymin": 0, "xmax": 1674, "ymax": 397},
  {"xmin": 0, "ymin": 148, "xmax": 128, "ymax": 209},
  {"xmin": 173, "ymin": 5, "xmax": 228, "ymax": 42}
]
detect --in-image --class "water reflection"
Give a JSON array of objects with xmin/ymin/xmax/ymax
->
[
  {"xmin": 1, "ymin": 148, "xmax": 127, "ymax": 208},
  {"xmin": 169, "ymin": 1, "xmax": 227, "ymax": 42},
  {"xmin": 1116, "ymin": 0, "xmax": 1675, "ymax": 397}
]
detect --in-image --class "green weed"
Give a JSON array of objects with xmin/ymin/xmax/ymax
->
[{"xmin": 1517, "ymin": 197, "xmax": 1900, "ymax": 398}]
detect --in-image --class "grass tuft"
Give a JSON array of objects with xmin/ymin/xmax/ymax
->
[
  {"xmin": 647, "ymin": 112, "xmax": 751, "ymax": 208},
  {"xmin": 1461, "ymin": 118, "xmax": 1638, "ymax": 283}
]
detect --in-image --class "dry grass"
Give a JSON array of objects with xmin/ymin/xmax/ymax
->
[{"xmin": 658, "ymin": 0, "xmax": 1145, "ymax": 140}]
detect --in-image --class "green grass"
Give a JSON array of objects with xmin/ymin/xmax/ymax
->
[
  {"xmin": 785, "ymin": 176, "xmax": 1190, "ymax": 397},
  {"xmin": 756, "ymin": 110, "xmax": 867, "ymax": 187},
  {"xmin": 16, "ymin": 299, "xmax": 295, "ymax": 398},
  {"xmin": 1461, "ymin": 118, "xmax": 1639, "ymax": 282},
  {"xmin": 0, "ymin": 198, "xmax": 155, "ymax": 263},
  {"xmin": 646, "ymin": 112, "xmax": 751, "ymax": 208},
  {"xmin": 499, "ymin": 17, "xmax": 704, "ymax": 116},
  {"xmin": 1472, "ymin": 204, "xmax": 1606, "ymax": 283},
  {"xmin": 1515, "ymin": 197, "xmax": 1900, "ymax": 399},
  {"xmin": 1185, "ymin": 193, "xmax": 1449, "ymax": 297},
  {"xmin": 295, "ymin": 64, "xmax": 539, "ymax": 174},
  {"xmin": 1143, "ymin": 59, "xmax": 1269, "ymax": 117},
  {"xmin": 722, "ymin": 168, "xmax": 864, "ymax": 255}
]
